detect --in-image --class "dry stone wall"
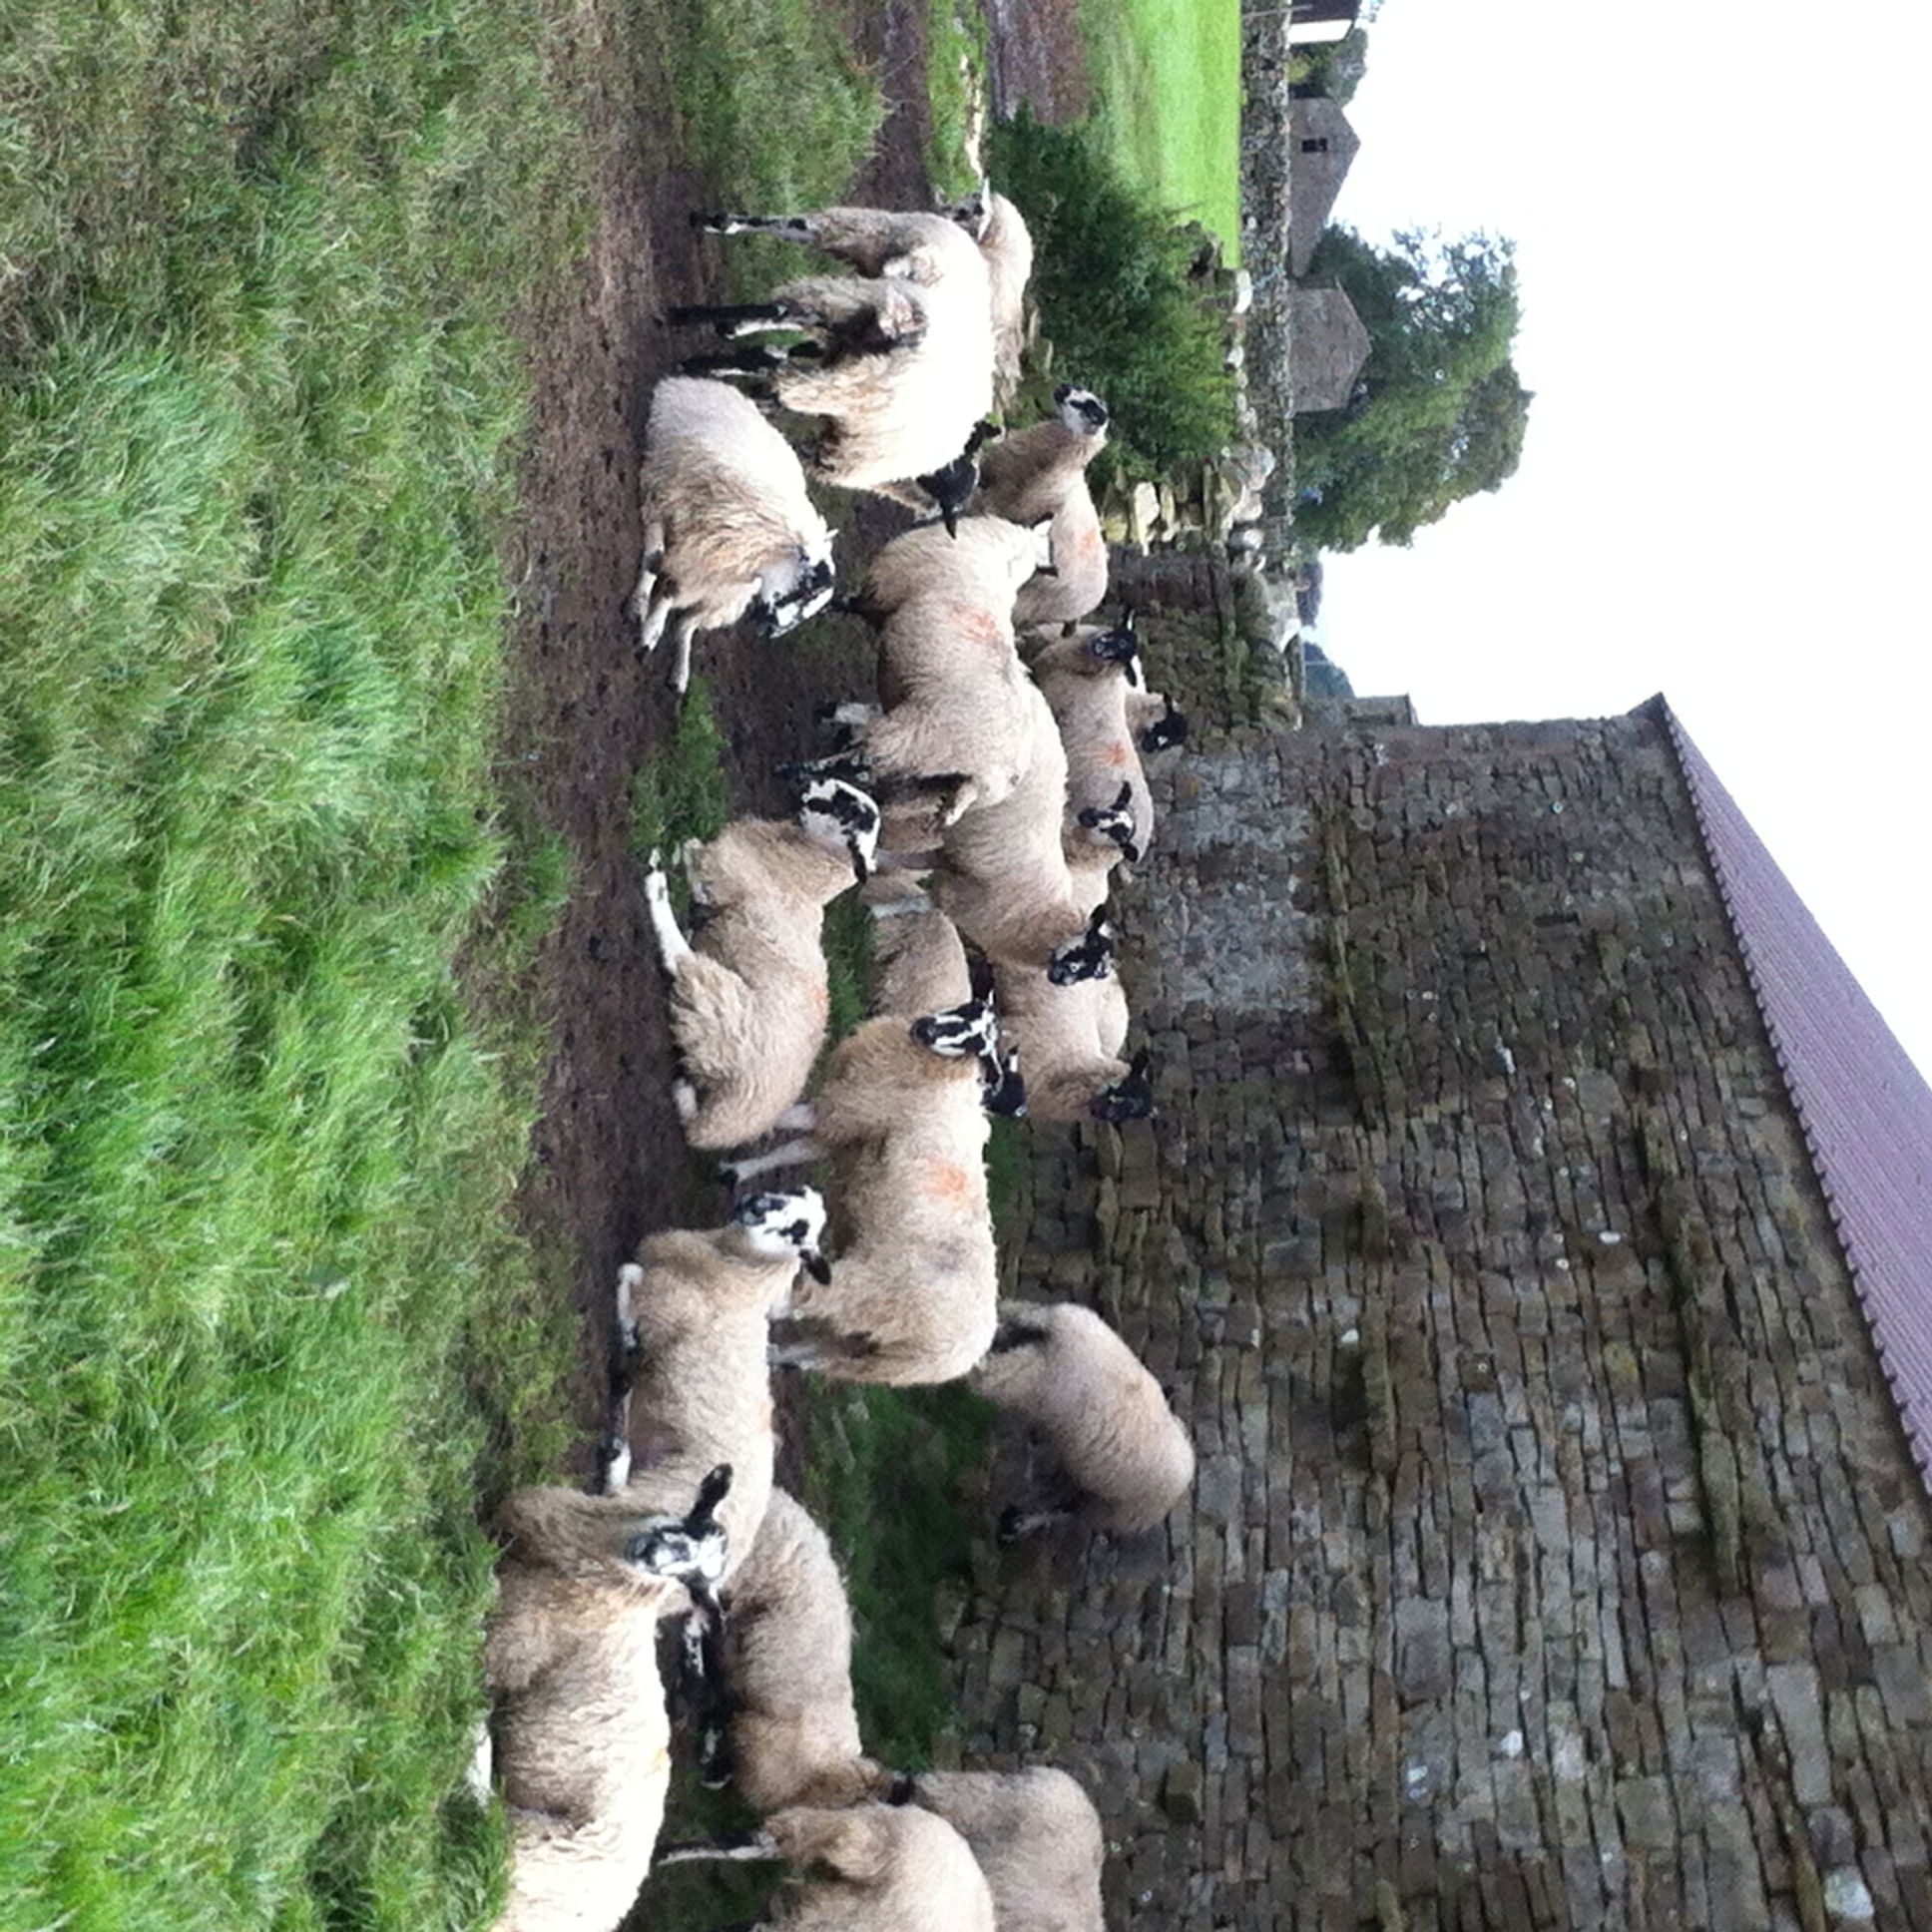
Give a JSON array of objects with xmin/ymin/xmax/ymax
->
[{"xmin": 945, "ymin": 565, "xmax": 1932, "ymax": 1930}]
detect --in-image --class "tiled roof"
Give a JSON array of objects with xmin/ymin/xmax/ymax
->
[{"xmin": 1648, "ymin": 697, "xmax": 1932, "ymax": 1486}]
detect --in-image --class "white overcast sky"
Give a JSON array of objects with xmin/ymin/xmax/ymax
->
[{"xmin": 1313, "ymin": 1, "xmax": 1932, "ymax": 1080}]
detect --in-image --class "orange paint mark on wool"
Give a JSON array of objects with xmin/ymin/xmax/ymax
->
[
  {"xmin": 919, "ymin": 1160, "xmax": 973, "ymax": 1203},
  {"xmin": 1101, "ymin": 735, "xmax": 1134, "ymax": 767}
]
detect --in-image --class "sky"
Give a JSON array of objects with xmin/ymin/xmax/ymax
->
[{"xmin": 1311, "ymin": 1, "xmax": 1932, "ymax": 1080}]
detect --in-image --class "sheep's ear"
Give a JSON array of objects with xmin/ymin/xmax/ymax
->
[
  {"xmin": 966, "ymin": 952, "xmax": 996, "ymax": 1002},
  {"xmin": 1114, "ymin": 781, "xmax": 1133, "ymax": 810}
]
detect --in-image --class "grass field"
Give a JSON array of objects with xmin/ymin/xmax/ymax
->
[{"xmin": 1081, "ymin": 0, "xmax": 1243, "ymax": 261}]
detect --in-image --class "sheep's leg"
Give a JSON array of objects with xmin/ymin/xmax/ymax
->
[
  {"xmin": 644, "ymin": 852, "xmax": 695, "ymax": 973},
  {"xmin": 635, "ymin": 572, "xmax": 681, "ymax": 658},
  {"xmin": 664, "ymin": 299, "xmax": 805, "ymax": 339},
  {"xmin": 872, "ymin": 846, "xmax": 943, "ymax": 874},
  {"xmin": 668, "ymin": 609, "xmax": 701, "ymax": 698},
  {"xmin": 679, "ymin": 344, "xmax": 790, "ymax": 378},
  {"xmin": 628, "ymin": 541, "xmax": 663, "ymax": 624},
  {"xmin": 772, "ymin": 1101, "xmax": 817, "ymax": 1133},
  {"xmin": 818, "ymin": 700, "xmax": 880, "ymax": 726},
  {"xmin": 599, "ymin": 1261, "xmax": 643, "ymax": 1491},
  {"xmin": 464, "ymin": 1719, "xmax": 494, "ymax": 1805},
  {"xmin": 695, "ymin": 211, "xmax": 816, "ymax": 242},
  {"xmin": 719, "ymin": 1137, "xmax": 826, "ymax": 1185},
  {"xmin": 652, "ymin": 1833, "xmax": 783, "ymax": 1868}
]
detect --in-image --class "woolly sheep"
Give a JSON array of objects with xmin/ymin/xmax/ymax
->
[
  {"xmin": 1026, "ymin": 608, "xmax": 1191, "ymax": 862},
  {"xmin": 970, "ymin": 1301, "xmax": 1196, "ymax": 1539},
  {"xmin": 920, "ymin": 680, "xmax": 1124, "ymax": 983},
  {"xmin": 674, "ymin": 206, "xmax": 996, "ymax": 531},
  {"xmin": 974, "ymin": 386, "xmax": 1111, "ymax": 627},
  {"xmin": 892, "ymin": 1766, "xmax": 1106, "ymax": 1932},
  {"xmin": 727, "ymin": 1000, "xmax": 1006, "ymax": 1384},
  {"xmin": 484, "ymin": 1468, "xmax": 733, "ymax": 1932},
  {"xmin": 808, "ymin": 517, "xmax": 1049, "ymax": 829},
  {"xmin": 655, "ymin": 1801, "xmax": 996, "ymax": 1932},
  {"xmin": 947, "ymin": 186, "xmax": 1036, "ymax": 409},
  {"xmin": 628, "ymin": 375, "xmax": 836, "ymax": 698},
  {"xmin": 646, "ymin": 778, "xmax": 880, "ymax": 1150},
  {"xmin": 604, "ymin": 1191, "xmax": 829, "ymax": 1589},
  {"xmin": 709, "ymin": 1485, "xmax": 886, "ymax": 1811},
  {"xmin": 991, "ymin": 958, "xmax": 1152, "ymax": 1125}
]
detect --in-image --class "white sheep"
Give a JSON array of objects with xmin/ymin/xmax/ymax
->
[
  {"xmin": 970, "ymin": 1301, "xmax": 1196, "ymax": 1539},
  {"xmin": 603, "ymin": 1190, "xmax": 829, "ymax": 1589},
  {"xmin": 654, "ymin": 1801, "xmax": 996, "ymax": 1932},
  {"xmin": 893, "ymin": 1766, "xmax": 1107, "ymax": 1932},
  {"xmin": 991, "ymin": 958, "xmax": 1152, "ymax": 1124},
  {"xmin": 629, "ymin": 375, "xmax": 836, "ymax": 698},
  {"xmin": 1026, "ymin": 609, "xmax": 1191, "ymax": 862},
  {"xmin": 708, "ymin": 1485, "xmax": 886, "ymax": 1811},
  {"xmin": 946, "ymin": 186, "xmax": 1036, "ymax": 409},
  {"xmin": 646, "ymin": 778, "xmax": 880, "ymax": 1150},
  {"xmin": 484, "ymin": 1468, "xmax": 733, "ymax": 1932},
  {"xmin": 674, "ymin": 205, "xmax": 996, "ymax": 531},
  {"xmin": 807, "ymin": 517, "xmax": 1049, "ymax": 829},
  {"xmin": 974, "ymin": 386, "xmax": 1111, "ymax": 627},
  {"xmin": 725, "ymin": 1000, "xmax": 1005, "ymax": 1385}
]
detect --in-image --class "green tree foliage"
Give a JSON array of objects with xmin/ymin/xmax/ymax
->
[
  {"xmin": 1290, "ymin": 27, "xmax": 1369, "ymax": 105},
  {"xmin": 987, "ymin": 108, "xmax": 1236, "ymax": 484},
  {"xmin": 1293, "ymin": 226, "xmax": 1532, "ymax": 551}
]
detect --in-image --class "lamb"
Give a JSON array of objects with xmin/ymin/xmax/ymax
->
[
  {"xmin": 628, "ymin": 375, "xmax": 836, "ymax": 698},
  {"xmin": 947, "ymin": 185, "xmax": 1036, "ymax": 409},
  {"xmin": 724, "ymin": 998, "xmax": 1006, "ymax": 1385},
  {"xmin": 917, "ymin": 680, "xmax": 1124, "ymax": 982},
  {"xmin": 1027, "ymin": 608, "xmax": 1191, "ymax": 862},
  {"xmin": 973, "ymin": 386, "xmax": 1111, "ymax": 627},
  {"xmin": 706, "ymin": 1485, "xmax": 886, "ymax": 1811},
  {"xmin": 673, "ymin": 205, "xmax": 996, "ymax": 531},
  {"xmin": 646, "ymin": 778, "xmax": 880, "ymax": 1150},
  {"xmin": 970, "ymin": 1301, "xmax": 1196, "ymax": 1540},
  {"xmin": 890, "ymin": 1766, "xmax": 1106, "ymax": 1932},
  {"xmin": 483, "ymin": 1467, "xmax": 734, "ymax": 1932},
  {"xmin": 991, "ymin": 958, "xmax": 1152, "ymax": 1124},
  {"xmin": 601, "ymin": 1190, "xmax": 829, "ymax": 1596},
  {"xmin": 807, "ymin": 517, "xmax": 1049, "ymax": 829},
  {"xmin": 654, "ymin": 1802, "xmax": 995, "ymax": 1932}
]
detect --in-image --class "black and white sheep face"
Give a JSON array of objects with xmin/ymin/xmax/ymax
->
[
  {"xmin": 1046, "ymin": 912, "xmax": 1116, "ymax": 987},
  {"xmin": 1140, "ymin": 695, "xmax": 1191, "ymax": 754},
  {"xmin": 733, "ymin": 1187, "xmax": 831, "ymax": 1282},
  {"xmin": 944, "ymin": 183, "xmax": 993, "ymax": 241},
  {"xmin": 751, "ymin": 543, "xmax": 836, "ymax": 638},
  {"xmin": 908, "ymin": 997, "xmax": 1000, "ymax": 1061},
  {"xmin": 623, "ymin": 1463, "xmax": 735, "ymax": 1582},
  {"xmin": 1089, "ymin": 1050, "xmax": 1155, "ymax": 1123},
  {"xmin": 795, "ymin": 774, "xmax": 881, "ymax": 880},
  {"xmin": 1052, "ymin": 383, "xmax": 1111, "ymax": 439},
  {"xmin": 1077, "ymin": 783, "xmax": 1141, "ymax": 863}
]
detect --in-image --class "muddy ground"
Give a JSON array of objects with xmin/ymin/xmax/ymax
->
[{"xmin": 497, "ymin": 0, "xmax": 1085, "ymax": 1470}]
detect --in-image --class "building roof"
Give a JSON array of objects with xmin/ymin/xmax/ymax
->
[
  {"xmin": 1288, "ymin": 99, "xmax": 1360, "ymax": 276},
  {"xmin": 1649, "ymin": 696, "xmax": 1932, "ymax": 1486}
]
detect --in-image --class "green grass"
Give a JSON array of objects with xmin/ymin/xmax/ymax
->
[
  {"xmin": 924, "ymin": 0, "xmax": 991, "ymax": 203},
  {"xmin": 799, "ymin": 1383, "xmax": 996, "ymax": 1768},
  {"xmin": 1079, "ymin": 0, "xmax": 1242, "ymax": 262},
  {"xmin": 0, "ymin": 3, "xmax": 594, "ymax": 1926},
  {"xmin": 630, "ymin": 677, "xmax": 735, "ymax": 873}
]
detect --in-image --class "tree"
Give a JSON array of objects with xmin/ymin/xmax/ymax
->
[{"xmin": 1292, "ymin": 226, "xmax": 1532, "ymax": 551}]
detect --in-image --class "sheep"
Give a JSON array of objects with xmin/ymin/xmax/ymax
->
[
  {"xmin": 706, "ymin": 1485, "xmax": 887, "ymax": 1811},
  {"xmin": 673, "ymin": 205, "xmax": 996, "ymax": 532},
  {"xmin": 646, "ymin": 778, "xmax": 880, "ymax": 1150},
  {"xmin": 970, "ymin": 1301, "xmax": 1196, "ymax": 1540},
  {"xmin": 1026, "ymin": 608, "xmax": 1191, "ymax": 862},
  {"xmin": 974, "ymin": 386, "xmax": 1111, "ymax": 627},
  {"xmin": 890, "ymin": 1766, "xmax": 1106, "ymax": 1932},
  {"xmin": 803, "ymin": 517, "xmax": 1049, "ymax": 830},
  {"xmin": 909, "ymin": 679, "xmax": 1123, "ymax": 983},
  {"xmin": 724, "ymin": 998, "xmax": 1006, "ymax": 1385},
  {"xmin": 484, "ymin": 1467, "xmax": 734, "ymax": 1932},
  {"xmin": 991, "ymin": 958, "xmax": 1152, "ymax": 1125},
  {"xmin": 600, "ymin": 1189, "xmax": 829, "ymax": 1603},
  {"xmin": 946, "ymin": 185, "xmax": 1036, "ymax": 409},
  {"xmin": 628, "ymin": 375, "xmax": 835, "ymax": 699},
  {"xmin": 654, "ymin": 1801, "xmax": 996, "ymax": 1932}
]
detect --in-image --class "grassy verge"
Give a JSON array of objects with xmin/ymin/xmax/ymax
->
[
  {"xmin": 925, "ymin": 0, "xmax": 992, "ymax": 203},
  {"xmin": 1078, "ymin": 0, "xmax": 1242, "ymax": 261},
  {"xmin": 0, "ymin": 3, "xmax": 593, "ymax": 1926}
]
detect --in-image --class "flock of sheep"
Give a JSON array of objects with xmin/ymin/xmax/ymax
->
[{"xmin": 480, "ymin": 187, "xmax": 1201, "ymax": 1932}]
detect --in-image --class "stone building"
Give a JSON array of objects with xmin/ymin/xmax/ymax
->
[
  {"xmin": 944, "ymin": 566, "xmax": 1932, "ymax": 1931},
  {"xmin": 1288, "ymin": 99, "xmax": 1360, "ymax": 276},
  {"xmin": 1286, "ymin": 287, "xmax": 1371, "ymax": 413}
]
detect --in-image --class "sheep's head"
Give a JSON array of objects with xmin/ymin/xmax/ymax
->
[
  {"xmin": 622, "ymin": 1463, "xmax": 734, "ymax": 1581},
  {"xmin": 1085, "ymin": 606, "xmax": 1138, "ymax": 667},
  {"xmin": 732, "ymin": 1188, "xmax": 831, "ymax": 1284},
  {"xmin": 908, "ymin": 996, "xmax": 1000, "ymax": 1062},
  {"xmin": 980, "ymin": 1045, "xmax": 1027, "ymax": 1118},
  {"xmin": 750, "ymin": 538, "xmax": 836, "ymax": 638},
  {"xmin": 1089, "ymin": 1049, "xmax": 1155, "ymax": 1124},
  {"xmin": 1046, "ymin": 907, "xmax": 1115, "ymax": 986},
  {"xmin": 1076, "ymin": 784, "xmax": 1141, "ymax": 863},
  {"xmin": 915, "ymin": 426, "xmax": 994, "ymax": 538},
  {"xmin": 943, "ymin": 178, "xmax": 993, "ymax": 241},
  {"xmin": 1052, "ymin": 383, "xmax": 1111, "ymax": 442},
  {"xmin": 1140, "ymin": 693, "xmax": 1191, "ymax": 754},
  {"xmin": 794, "ymin": 774, "xmax": 881, "ymax": 882}
]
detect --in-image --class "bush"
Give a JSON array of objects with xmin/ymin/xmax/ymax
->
[{"xmin": 987, "ymin": 109, "xmax": 1236, "ymax": 485}]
